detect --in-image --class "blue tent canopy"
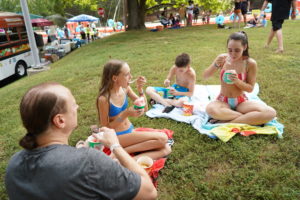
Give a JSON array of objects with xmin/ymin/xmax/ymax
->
[
  {"xmin": 67, "ymin": 14, "xmax": 99, "ymax": 22},
  {"xmin": 16, "ymin": 12, "xmax": 43, "ymax": 19}
]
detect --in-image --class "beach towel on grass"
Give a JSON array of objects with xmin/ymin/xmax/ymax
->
[
  {"xmin": 146, "ymin": 84, "xmax": 284, "ymax": 140},
  {"xmin": 210, "ymin": 123, "xmax": 282, "ymax": 142}
]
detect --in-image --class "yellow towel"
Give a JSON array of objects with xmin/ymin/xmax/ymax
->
[{"xmin": 211, "ymin": 123, "xmax": 280, "ymax": 142}]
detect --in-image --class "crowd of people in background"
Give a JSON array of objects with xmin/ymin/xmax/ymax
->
[
  {"xmin": 159, "ymin": 1, "xmax": 214, "ymax": 28},
  {"xmin": 158, "ymin": 0, "xmax": 275, "ymax": 30}
]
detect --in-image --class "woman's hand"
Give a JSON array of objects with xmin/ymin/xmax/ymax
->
[
  {"xmin": 136, "ymin": 76, "xmax": 147, "ymax": 91},
  {"xmin": 93, "ymin": 127, "xmax": 119, "ymax": 148},
  {"xmin": 230, "ymin": 73, "xmax": 240, "ymax": 84},
  {"xmin": 215, "ymin": 54, "xmax": 227, "ymax": 68},
  {"xmin": 126, "ymin": 107, "xmax": 144, "ymax": 117}
]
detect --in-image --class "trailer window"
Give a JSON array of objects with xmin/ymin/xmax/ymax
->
[
  {"xmin": 0, "ymin": 29, "xmax": 8, "ymax": 45},
  {"xmin": 8, "ymin": 27, "xmax": 20, "ymax": 41},
  {"xmin": 19, "ymin": 26, "xmax": 28, "ymax": 40}
]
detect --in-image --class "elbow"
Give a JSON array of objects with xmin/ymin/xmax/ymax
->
[
  {"xmin": 245, "ymin": 86, "xmax": 254, "ymax": 93},
  {"xmin": 203, "ymin": 72, "xmax": 210, "ymax": 80}
]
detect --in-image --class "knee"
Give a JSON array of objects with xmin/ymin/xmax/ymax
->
[
  {"xmin": 206, "ymin": 104, "xmax": 218, "ymax": 117},
  {"xmin": 157, "ymin": 133, "xmax": 168, "ymax": 145},
  {"xmin": 265, "ymin": 106, "xmax": 277, "ymax": 120},
  {"xmin": 162, "ymin": 144, "xmax": 172, "ymax": 157},
  {"xmin": 145, "ymin": 86, "xmax": 155, "ymax": 95}
]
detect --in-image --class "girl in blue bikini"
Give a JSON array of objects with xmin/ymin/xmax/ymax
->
[
  {"xmin": 97, "ymin": 60, "xmax": 171, "ymax": 160},
  {"xmin": 203, "ymin": 31, "xmax": 277, "ymax": 125}
]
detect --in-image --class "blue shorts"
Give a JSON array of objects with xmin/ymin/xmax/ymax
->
[
  {"xmin": 153, "ymin": 84, "xmax": 189, "ymax": 99},
  {"xmin": 116, "ymin": 124, "xmax": 134, "ymax": 136}
]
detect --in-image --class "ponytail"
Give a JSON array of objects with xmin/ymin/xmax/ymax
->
[
  {"xmin": 19, "ymin": 82, "xmax": 67, "ymax": 150},
  {"xmin": 19, "ymin": 132, "xmax": 38, "ymax": 150}
]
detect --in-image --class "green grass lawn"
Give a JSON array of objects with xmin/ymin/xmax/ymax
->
[{"xmin": 1, "ymin": 20, "xmax": 300, "ymax": 199}]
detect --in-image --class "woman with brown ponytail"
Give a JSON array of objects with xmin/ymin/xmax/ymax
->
[{"xmin": 5, "ymin": 82, "xmax": 157, "ymax": 200}]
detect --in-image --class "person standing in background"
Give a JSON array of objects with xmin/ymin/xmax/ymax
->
[
  {"xmin": 260, "ymin": 0, "xmax": 297, "ymax": 53},
  {"xmin": 187, "ymin": 1, "xmax": 194, "ymax": 26},
  {"xmin": 193, "ymin": 4, "xmax": 200, "ymax": 23},
  {"xmin": 233, "ymin": 0, "xmax": 243, "ymax": 28},
  {"xmin": 241, "ymin": 0, "xmax": 251, "ymax": 26},
  {"xmin": 178, "ymin": 4, "xmax": 186, "ymax": 26},
  {"xmin": 206, "ymin": 10, "xmax": 212, "ymax": 24}
]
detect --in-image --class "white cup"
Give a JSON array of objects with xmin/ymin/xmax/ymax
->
[{"xmin": 137, "ymin": 156, "xmax": 153, "ymax": 173}]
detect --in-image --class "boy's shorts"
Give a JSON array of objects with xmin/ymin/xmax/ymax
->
[{"xmin": 153, "ymin": 84, "xmax": 189, "ymax": 99}]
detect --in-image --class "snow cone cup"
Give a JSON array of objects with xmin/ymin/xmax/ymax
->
[
  {"xmin": 182, "ymin": 101, "xmax": 194, "ymax": 116},
  {"xmin": 134, "ymin": 97, "xmax": 145, "ymax": 110},
  {"xmin": 223, "ymin": 69, "xmax": 236, "ymax": 84},
  {"xmin": 88, "ymin": 135, "xmax": 103, "ymax": 151},
  {"xmin": 137, "ymin": 156, "xmax": 153, "ymax": 174},
  {"xmin": 166, "ymin": 87, "xmax": 174, "ymax": 99}
]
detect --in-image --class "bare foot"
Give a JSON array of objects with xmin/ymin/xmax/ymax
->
[
  {"xmin": 275, "ymin": 49, "xmax": 284, "ymax": 54},
  {"xmin": 264, "ymin": 44, "xmax": 269, "ymax": 48}
]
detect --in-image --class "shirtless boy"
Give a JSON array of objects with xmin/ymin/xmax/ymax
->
[{"xmin": 146, "ymin": 53, "xmax": 196, "ymax": 113}]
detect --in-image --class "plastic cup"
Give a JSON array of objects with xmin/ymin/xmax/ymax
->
[
  {"xmin": 137, "ymin": 156, "xmax": 153, "ymax": 173},
  {"xmin": 182, "ymin": 101, "xmax": 194, "ymax": 116},
  {"xmin": 133, "ymin": 97, "xmax": 146, "ymax": 110},
  {"xmin": 223, "ymin": 69, "xmax": 236, "ymax": 84},
  {"xmin": 88, "ymin": 134, "xmax": 103, "ymax": 151},
  {"xmin": 166, "ymin": 88, "xmax": 174, "ymax": 99},
  {"xmin": 134, "ymin": 105, "xmax": 145, "ymax": 110}
]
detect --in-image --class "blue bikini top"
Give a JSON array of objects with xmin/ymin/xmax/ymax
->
[{"xmin": 109, "ymin": 93, "xmax": 128, "ymax": 117}]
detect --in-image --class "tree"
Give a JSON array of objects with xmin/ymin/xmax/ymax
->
[{"xmin": 126, "ymin": 0, "xmax": 147, "ymax": 29}]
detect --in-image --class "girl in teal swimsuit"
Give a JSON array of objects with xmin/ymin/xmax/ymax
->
[
  {"xmin": 97, "ymin": 60, "xmax": 171, "ymax": 160},
  {"xmin": 203, "ymin": 32, "xmax": 276, "ymax": 125}
]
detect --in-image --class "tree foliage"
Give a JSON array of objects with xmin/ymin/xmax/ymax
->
[
  {"xmin": 0, "ymin": 0, "xmax": 70, "ymax": 17},
  {"xmin": 0, "ymin": 0, "xmax": 234, "ymax": 19}
]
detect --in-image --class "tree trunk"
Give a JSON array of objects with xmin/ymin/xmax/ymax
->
[{"xmin": 127, "ymin": 0, "xmax": 146, "ymax": 30}]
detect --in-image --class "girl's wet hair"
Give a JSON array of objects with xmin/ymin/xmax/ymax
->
[
  {"xmin": 227, "ymin": 31, "xmax": 249, "ymax": 57},
  {"xmin": 19, "ymin": 82, "xmax": 67, "ymax": 150}
]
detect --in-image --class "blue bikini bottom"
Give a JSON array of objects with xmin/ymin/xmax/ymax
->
[{"xmin": 116, "ymin": 124, "xmax": 134, "ymax": 136}]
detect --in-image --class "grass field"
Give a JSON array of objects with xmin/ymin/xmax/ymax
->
[{"xmin": 1, "ymin": 20, "xmax": 300, "ymax": 199}]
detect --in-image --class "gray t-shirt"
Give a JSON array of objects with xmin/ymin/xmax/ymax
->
[{"xmin": 5, "ymin": 144, "xmax": 141, "ymax": 200}]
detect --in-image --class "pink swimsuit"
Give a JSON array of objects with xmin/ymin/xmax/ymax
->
[{"xmin": 217, "ymin": 60, "xmax": 248, "ymax": 109}]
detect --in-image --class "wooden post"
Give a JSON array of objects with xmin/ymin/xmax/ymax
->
[{"xmin": 123, "ymin": 0, "xmax": 127, "ymax": 31}]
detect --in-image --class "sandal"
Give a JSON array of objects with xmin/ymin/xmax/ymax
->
[
  {"xmin": 162, "ymin": 106, "xmax": 175, "ymax": 113},
  {"xmin": 167, "ymin": 139, "xmax": 174, "ymax": 146},
  {"xmin": 149, "ymin": 98, "xmax": 157, "ymax": 106},
  {"xmin": 75, "ymin": 140, "xmax": 86, "ymax": 148}
]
